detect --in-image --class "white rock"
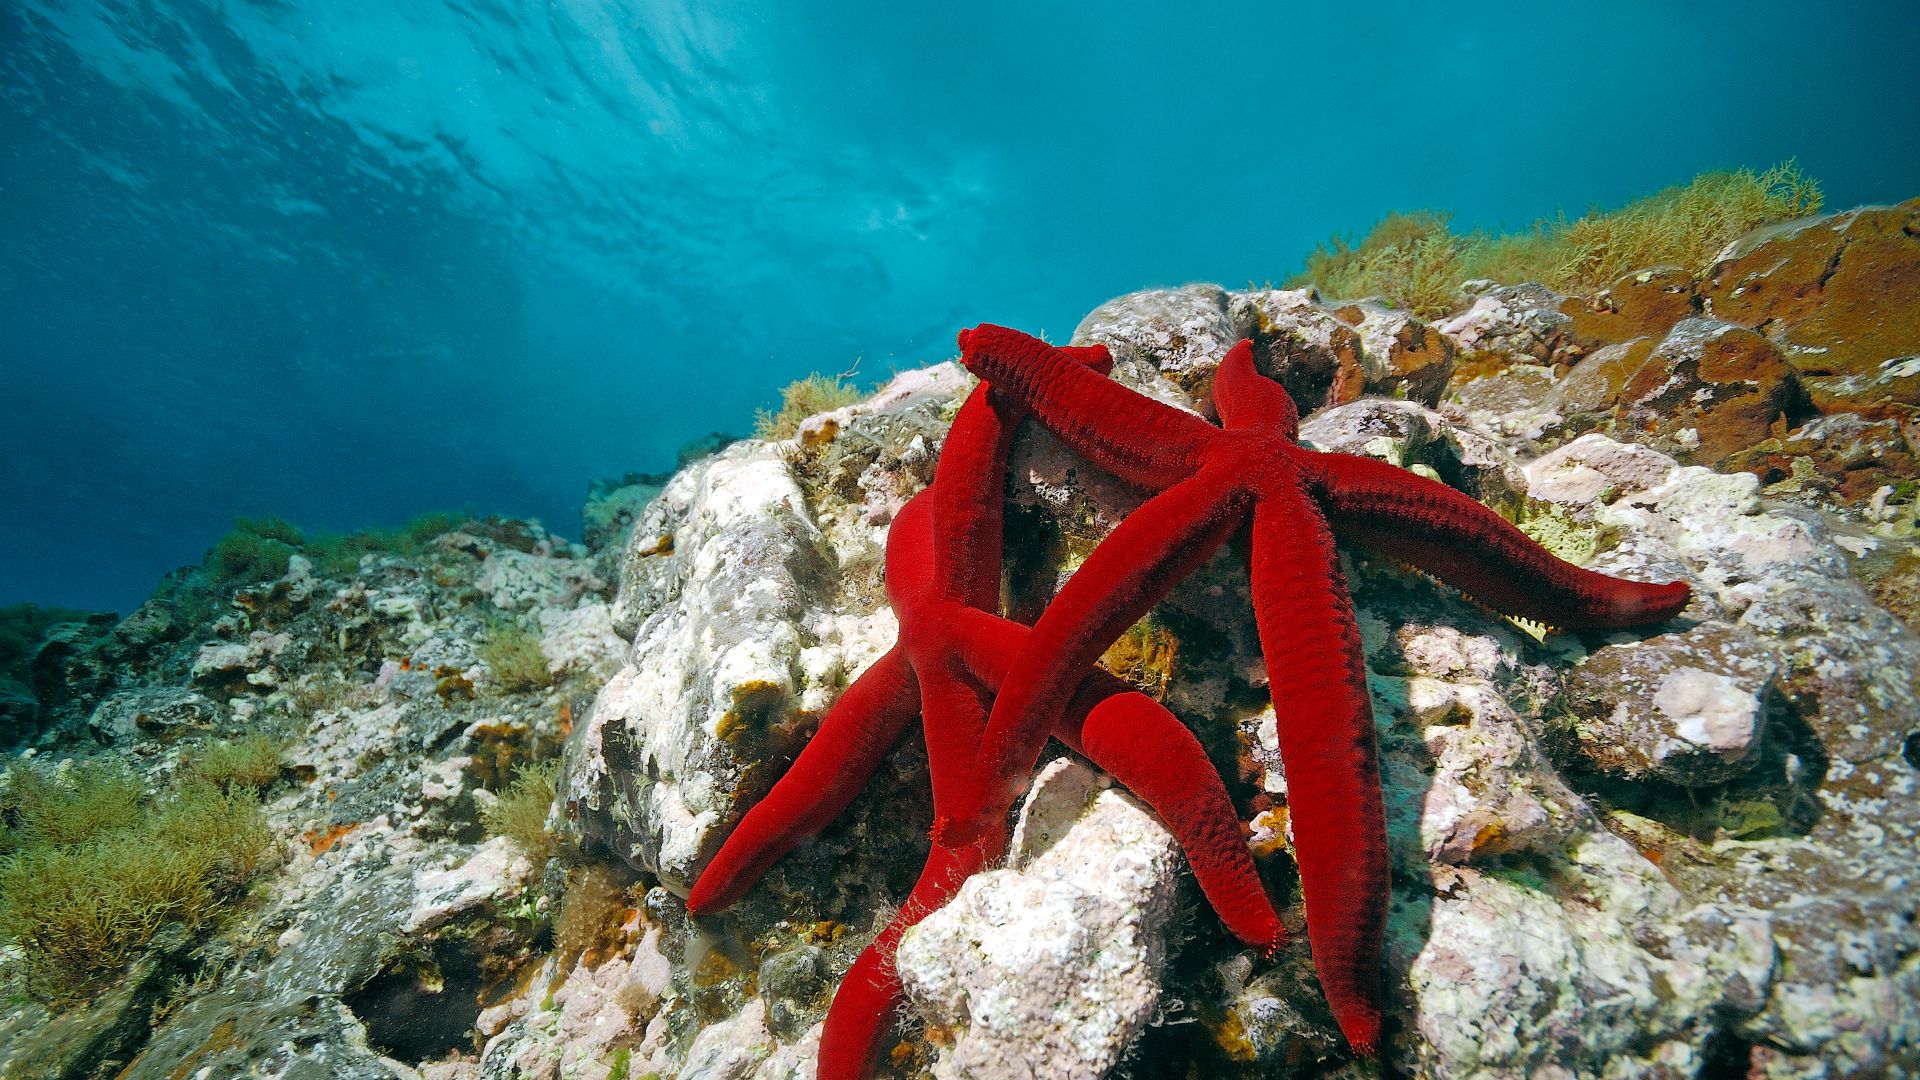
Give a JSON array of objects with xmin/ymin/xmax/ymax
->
[{"xmin": 898, "ymin": 759, "xmax": 1181, "ymax": 1080}]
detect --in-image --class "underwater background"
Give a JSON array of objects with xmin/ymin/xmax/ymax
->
[{"xmin": 3, "ymin": 0, "xmax": 1918, "ymax": 612}]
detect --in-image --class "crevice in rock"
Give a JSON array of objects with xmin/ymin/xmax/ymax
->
[{"xmin": 343, "ymin": 938, "xmax": 486, "ymax": 1064}]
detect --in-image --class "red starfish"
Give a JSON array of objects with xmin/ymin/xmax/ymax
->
[
  {"xmin": 941, "ymin": 324, "xmax": 1693, "ymax": 1056},
  {"xmin": 686, "ymin": 355, "xmax": 1284, "ymax": 1078}
]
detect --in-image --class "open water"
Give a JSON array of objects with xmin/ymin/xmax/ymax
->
[{"xmin": 3, "ymin": 0, "xmax": 1917, "ymax": 610}]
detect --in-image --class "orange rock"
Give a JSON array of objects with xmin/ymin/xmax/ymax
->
[
  {"xmin": 1703, "ymin": 199, "xmax": 1920, "ymax": 416},
  {"xmin": 1615, "ymin": 319, "xmax": 1805, "ymax": 463},
  {"xmin": 1332, "ymin": 301, "xmax": 1458, "ymax": 406},
  {"xmin": 1561, "ymin": 266, "xmax": 1699, "ymax": 347},
  {"xmin": 1546, "ymin": 337, "xmax": 1658, "ymax": 431},
  {"xmin": 1236, "ymin": 289, "xmax": 1368, "ymax": 412}
]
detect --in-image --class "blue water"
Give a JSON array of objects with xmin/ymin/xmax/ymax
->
[{"xmin": 4, "ymin": 1, "xmax": 1917, "ymax": 611}]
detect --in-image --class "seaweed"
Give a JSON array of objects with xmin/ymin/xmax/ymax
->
[
  {"xmin": 753, "ymin": 372, "xmax": 865, "ymax": 440},
  {"xmin": 1294, "ymin": 161, "xmax": 1824, "ymax": 316},
  {"xmin": 481, "ymin": 758, "xmax": 561, "ymax": 869},
  {"xmin": 0, "ymin": 762, "xmax": 274, "ymax": 1001},
  {"xmin": 477, "ymin": 621, "xmax": 553, "ymax": 694}
]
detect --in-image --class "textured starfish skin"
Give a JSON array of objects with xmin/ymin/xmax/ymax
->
[
  {"xmin": 946, "ymin": 324, "xmax": 1693, "ymax": 1055},
  {"xmin": 686, "ymin": 358, "xmax": 1283, "ymax": 1078}
]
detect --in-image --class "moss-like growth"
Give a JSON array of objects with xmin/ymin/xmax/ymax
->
[
  {"xmin": 1514, "ymin": 502, "xmax": 1602, "ymax": 567},
  {"xmin": 0, "ymin": 759, "xmax": 143, "ymax": 851},
  {"xmin": 1296, "ymin": 162, "xmax": 1823, "ymax": 316},
  {"xmin": 754, "ymin": 373, "xmax": 865, "ymax": 440},
  {"xmin": 478, "ymin": 622, "xmax": 553, "ymax": 694},
  {"xmin": 207, "ymin": 516, "xmax": 306, "ymax": 589},
  {"xmin": 0, "ymin": 763, "xmax": 274, "ymax": 1001},
  {"xmin": 305, "ymin": 510, "xmax": 471, "ymax": 577},
  {"xmin": 180, "ymin": 733, "xmax": 285, "ymax": 792},
  {"xmin": 482, "ymin": 758, "xmax": 561, "ymax": 867}
]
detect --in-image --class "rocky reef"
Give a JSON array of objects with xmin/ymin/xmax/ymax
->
[{"xmin": 2, "ymin": 197, "xmax": 1917, "ymax": 1079}]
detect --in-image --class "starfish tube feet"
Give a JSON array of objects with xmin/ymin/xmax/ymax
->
[
  {"xmin": 686, "ymin": 647, "xmax": 921, "ymax": 915},
  {"xmin": 1250, "ymin": 490, "xmax": 1388, "ymax": 1057}
]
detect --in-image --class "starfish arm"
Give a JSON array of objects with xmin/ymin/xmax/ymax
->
[
  {"xmin": 1249, "ymin": 489, "xmax": 1387, "ymax": 1057},
  {"xmin": 1058, "ymin": 670, "xmax": 1286, "ymax": 953},
  {"xmin": 1212, "ymin": 338, "xmax": 1300, "ymax": 440},
  {"xmin": 915, "ymin": 659, "xmax": 997, "ymax": 814},
  {"xmin": 931, "ymin": 383, "xmax": 1021, "ymax": 610},
  {"xmin": 932, "ymin": 346, "xmax": 1117, "ymax": 610},
  {"xmin": 685, "ymin": 647, "xmax": 919, "ymax": 916},
  {"xmin": 958, "ymin": 323, "xmax": 1216, "ymax": 489},
  {"xmin": 816, "ymin": 829, "xmax": 1006, "ymax": 1080},
  {"xmin": 1306, "ymin": 449, "xmax": 1691, "ymax": 629},
  {"xmin": 938, "ymin": 466, "xmax": 1250, "ymax": 846}
]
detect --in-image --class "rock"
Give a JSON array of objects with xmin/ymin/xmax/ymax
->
[
  {"xmin": 1403, "ymin": 836, "xmax": 1775, "ymax": 1076},
  {"xmin": 86, "ymin": 686, "xmax": 221, "ymax": 743},
  {"xmin": 1541, "ymin": 336, "xmax": 1657, "ymax": 433},
  {"xmin": 190, "ymin": 629, "xmax": 292, "ymax": 690},
  {"xmin": 1565, "ymin": 622, "xmax": 1779, "ymax": 786},
  {"xmin": 1231, "ymin": 288, "xmax": 1367, "ymax": 414},
  {"xmin": 582, "ymin": 473, "xmax": 666, "ymax": 551},
  {"xmin": 0, "ymin": 678, "xmax": 38, "ymax": 746},
  {"xmin": 16, "ymin": 259, "xmax": 1919, "ymax": 1080},
  {"xmin": 1704, "ymin": 198, "xmax": 1920, "ymax": 416},
  {"xmin": 1071, "ymin": 284, "xmax": 1249, "ymax": 406},
  {"xmin": 1300, "ymin": 399, "xmax": 1529, "ymax": 511},
  {"xmin": 28, "ymin": 616, "xmax": 117, "ymax": 733},
  {"xmin": 0, "ymin": 927, "xmax": 197, "ymax": 1080},
  {"xmin": 1330, "ymin": 300, "xmax": 1457, "ymax": 406},
  {"xmin": 475, "ymin": 924, "xmax": 674, "ymax": 1080},
  {"xmin": 106, "ymin": 599, "xmax": 184, "ymax": 657},
  {"xmin": 535, "ymin": 599, "xmax": 625, "ymax": 681},
  {"xmin": 1524, "ymin": 432, "xmax": 1682, "ymax": 507},
  {"xmin": 1561, "ymin": 265, "xmax": 1700, "ymax": 346},
  {"xmin": 1446, "ymin": 362, "xmax": 1563, "ymax": 442},
  {"xmin": 1436, "ymin": 282, "xmax": 1573, "ymax": 363},
  {"xmin": 401, "ymin": 836, "xmax": 532, "ymax": 934},
  {"xmin": 897, "ymin": 759, "xmax": 1181, "ymax": 1080},
  {"xmin": 475, "ymin": 548, "xmax": 607, "ymax": 613},
  {"xmin": 1614, "ymin": 318, "xmax": 1805, "ymax": 463},
  {"xmin": 1721, "ymin": 411, "xmax": 1920, "ymax": 504},
  {"xmin": 567, "ymin": 439, "xmax": 882, "ymax": 887}
]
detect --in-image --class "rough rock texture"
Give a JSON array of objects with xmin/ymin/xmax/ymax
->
[
  {"xmin": 1704, "ymin": 199, "xmax": 1920, "ymax": 415},
  {"xmin": 1441, "ymin": 200, "xmax": 1920, "ymax": 512},
  {"xmin": 1437, "ymin": 282, "xmax": 1575, "ymax": 363},
  {"xmin": 7, "ymin": 202, "xmax": 1919, "ymax": 1080},
  {"xmin": 1564, "ymin": 620, "xmax": 1778, "ymax": 786},
  {"xmin": 0, "ymin": 518, "xmax": 599, "ymax": 1079},
  {"xmin": 897, "ymin": 760, "xmax": 1182, "ymax": 1080},
  {"xmin": 1615, "ymin": 318, "xmax": 1805, "ymax": 463}
]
